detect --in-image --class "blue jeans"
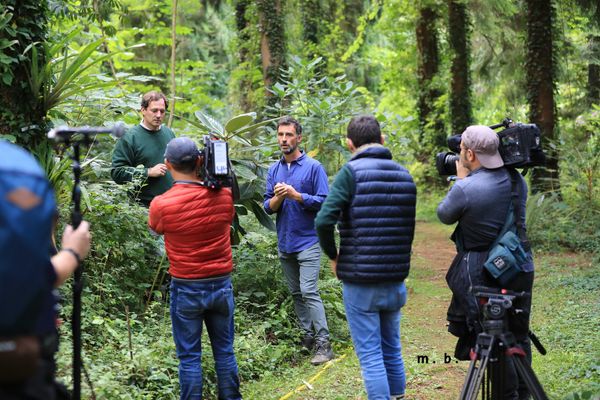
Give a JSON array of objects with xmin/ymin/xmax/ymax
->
[
  {"xmin": 279, "ymin": 243, "xmax": 330, "ymax": 340},
  {"xmin": 343, "ymin": 281, "xmax": 407, "ymax": 400},
  {"xmin": 170, "ymin": 276, "xmax": 241, "ymax": 400}
]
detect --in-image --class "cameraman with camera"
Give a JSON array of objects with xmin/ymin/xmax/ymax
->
[
  {"xmin": 148, "ymin": 137, "xmax": 241, "ymax": 400},
  {"xmin": 437, "ymin": 125, "xmax": 535, "ymax": 400}
]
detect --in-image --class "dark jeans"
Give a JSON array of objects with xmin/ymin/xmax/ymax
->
[{"xmin": 170, "ymin": 276, "xmax": 241, "ymax": 400}]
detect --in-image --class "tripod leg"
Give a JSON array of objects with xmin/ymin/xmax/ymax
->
[
  {"xmin": 460, "ymin": 351, "xmax": 492, "ymax": 400},
  {"xmin": 460, "ymin": 334, "xmax": 496, "ymax": 400},
  {"xmin": 512, "ymin": 355, "xmax": 549, "ymax": 400}
]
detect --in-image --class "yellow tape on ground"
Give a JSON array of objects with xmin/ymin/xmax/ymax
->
[{"xmin": 278, "ymin": 353, "xmax": 348, "ymax": 400}]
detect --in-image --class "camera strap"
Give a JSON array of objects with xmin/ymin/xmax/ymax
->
[
  {"xmin": 507, "ymin": 168, "xmax": 531, "ymax": 253},
  {"xmin": 489, "ymin": 168, "xmax": 529, "ymax": 253}
]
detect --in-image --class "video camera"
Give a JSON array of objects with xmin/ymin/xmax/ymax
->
[
  {"xmin": 435, "ymin": 119, "xmax": 546, "ymax": 176},
  {"xmin": 200, "ymin": 134, "xmax": 233, "ymax": 189}
]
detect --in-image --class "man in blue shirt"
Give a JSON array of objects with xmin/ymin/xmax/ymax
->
[{"xmin": 263, "ymin": 116, "xmax": 333, "ymax": 365}]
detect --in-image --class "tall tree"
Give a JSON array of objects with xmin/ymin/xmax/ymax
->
[
  {"xmin": 300, "ymin": 0, "xmax": 322, "ymax": 59},
  {"xmin": 416, "ymin": 3, "xmax": 445, "ymax": 161},
  {"xmin": 235, "ymin": 0, "xmax": 253, "ymax": 111},
  {"xmin": 526, "ymin": 0, "xmax": 560, "ymax": 193},
  {"xmin": 448, "ymin": 0, "xmax": 473, "ymax": 133},
  {"xmin": 0, "ymin": 1, "xmax": 49, "ymax": 148},
  {"xmin": 256, "ymin": 0, "xmax": 286, "ymax": 106},
  {"xmin": 576, "ymin": 0, "xmax": 600, "ymax": 105}
]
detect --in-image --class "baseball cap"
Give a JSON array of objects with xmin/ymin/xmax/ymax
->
[
  {"xmin": 461, "ymin": 125, "xmax": 504, "ymax": 169},
  {"xmin": 164, "ymin": 137, "xmax": 199, "ymax": 164}
]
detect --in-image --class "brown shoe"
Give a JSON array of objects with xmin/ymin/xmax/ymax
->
[{"xmin": 310, "ymin": 340, "xmax": 334, "ymax": 365}]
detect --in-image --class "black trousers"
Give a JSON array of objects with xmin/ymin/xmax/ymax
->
[{"xmin": 446, "ymin": 251, "xmax": 535, "ymax": 400}]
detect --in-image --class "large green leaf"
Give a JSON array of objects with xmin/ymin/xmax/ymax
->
[
  {"xmin": 224, "ymin": 112, "xmax": 256, "ymax": 133},
  {"xmin": 249, "ymin": 200, "xmax": 276, "ymax": 231},
  {"xmin": 194, "ymin": 110, "xmax": 224, "ymax": 136}
]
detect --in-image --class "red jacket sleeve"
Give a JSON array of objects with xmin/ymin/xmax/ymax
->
[{"xmin": 148, "ymin": 198, "xmax": 163, "ymax": 234}]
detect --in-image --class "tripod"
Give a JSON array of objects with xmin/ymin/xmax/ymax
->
[{"xmin": 459, "ymin": 287, "xmax": 548, "ymax": 400}]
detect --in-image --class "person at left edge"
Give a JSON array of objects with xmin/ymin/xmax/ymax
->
[
  {"xmin": 149, "ymin": 137, "xmax": 241, "ymax": 400},
  {"xmin": 0, "ymin": 140, "xmax": 91, "ymax": 400},
  {"xmin": 111, "ymin": 91, "xmax": 176, "ymax": 206}
]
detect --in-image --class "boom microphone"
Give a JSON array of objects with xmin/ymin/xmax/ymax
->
[{"xmin": 48, "ymin": 122, "xmax": 126, "ymax": 140}]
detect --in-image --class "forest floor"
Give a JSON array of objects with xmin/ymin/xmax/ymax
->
[
  {"xmin": 242, "ymin": 220, "xmax": 599, "ymax": 400},
  {"xmin": 243, "ymin": 221, "xmax": 467, "ymax": 399}
]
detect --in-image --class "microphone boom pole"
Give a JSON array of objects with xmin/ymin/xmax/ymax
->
[{"xmin": 47, "ymin": 124, "xmax": 125, "ymax": 400}]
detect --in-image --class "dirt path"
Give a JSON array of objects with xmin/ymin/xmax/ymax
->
[{"xmin": 401, "ymin": 220, "xmax": 467, "ymax": 399}]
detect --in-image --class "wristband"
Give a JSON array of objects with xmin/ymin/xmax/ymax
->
[{"xmin": 62, "ymin": 248, "xmax": 81, "ymax": 265}]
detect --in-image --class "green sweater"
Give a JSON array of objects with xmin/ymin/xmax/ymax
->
[
  {"xmin": 111, "ymin": 124, "xmax": 175, "ymax": 205},
  {"xmin": 315, "ymin": 165, "xmax": 355, "ymax": 260}
]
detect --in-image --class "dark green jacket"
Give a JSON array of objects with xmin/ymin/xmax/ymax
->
[{"xmin": 111, "ymin": 124, "xmax": 175, "ymax": 206}]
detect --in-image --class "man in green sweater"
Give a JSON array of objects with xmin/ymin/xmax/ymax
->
[{"xmin": 111, "ymin": 91, "xmax": 176, "ymax": 206}]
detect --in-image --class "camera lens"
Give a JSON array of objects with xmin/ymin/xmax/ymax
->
[{"xmin": 435, "ymin": 152, "xmax": 459, "ymax": 176}]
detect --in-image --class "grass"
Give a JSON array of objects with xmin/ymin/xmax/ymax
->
[
  {"xmin": 241, "ymin": 222, "xmax": 600, "ymax": 400},
  {"xmin": 54, "ymin": 221, "xmax": 598, "ymax": 399}
]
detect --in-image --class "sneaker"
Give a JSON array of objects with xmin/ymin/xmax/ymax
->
[
  {"xmin": 310, "ymin": 340, "xmax": 334, "ymax": 365},
  {"xmin": 301, "ymin": 334, "xmax": 315, "ymax": 352}
]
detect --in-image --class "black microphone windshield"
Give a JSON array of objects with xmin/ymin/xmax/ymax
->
[{"xmin": 48, "ymin": 122, "xmax": 127, "ymax": 140}]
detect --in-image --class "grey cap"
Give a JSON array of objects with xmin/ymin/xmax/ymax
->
[
  {"xmin": 461, "ymin": 125, "xmax": 504, "ymax": 169},
  {"xmin": 164, "ymin": 137, "xmax": 199, "ymax": 164}
]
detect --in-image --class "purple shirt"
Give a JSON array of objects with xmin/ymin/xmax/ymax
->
[{"xmin": 264, "ymin": 152, "xmax": 328, "ymax": 253}]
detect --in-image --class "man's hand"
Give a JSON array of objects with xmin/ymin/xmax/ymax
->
[
  {"xmin": 148, "ymin": 163, "xmax": 168, "ymax": 177},
  {"xmin": 274, "ymin": 182, "xmax": 288, "ymax": 198},
  {"xmin": 274, "ymin": 182, "xmax": 302, "ymax": 202},
  {"xmin": 53, "ymin": 221, "xmax": 91, "ymax": 287},
  {"xmin": 61, "ymin": 221, "xmax": 91, "ymax": 260}
]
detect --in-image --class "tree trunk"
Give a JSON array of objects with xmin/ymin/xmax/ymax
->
[
  {"xmin": 588, "ymin": 34, "xmax": 600, "ymax": 105},
  {"xmin": 257, "ymin": 0, "xmax": 286, "ymax": 106},
  {"xmin": 0, "ymin": 0, "xmax": 49, "ymax": 148},
  {"xmin": 416, "ymin": 5, "xmax": 445, "ymax": 160},
  {"xmin": 235, "ymin": 0, "xmax": 253, "ymax": 111},
  {"xmin": 526, "ymin": 0, "xmax": 559, "ymax": 194},
  {"xmin": 448, "ymin": 0, "xmax": 473, "ymax": 134},
  {"xmin": 168, "ymin": 0, "xmax": 178, "ymax": 128}
]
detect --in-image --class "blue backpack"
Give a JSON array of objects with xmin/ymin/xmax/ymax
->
[{"xmin": 0, "ymin": 141, "xmax": 57, "ymax": 336}]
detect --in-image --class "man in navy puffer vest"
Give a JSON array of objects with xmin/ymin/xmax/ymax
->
[{"xmin": 315, "ymin": 115, "xmax": 416, "ymax": 400}]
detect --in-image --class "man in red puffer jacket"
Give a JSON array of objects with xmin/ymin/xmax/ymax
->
[{"xmin": 149, "ymin": 137, "xmax": 241, "ymax": 400}]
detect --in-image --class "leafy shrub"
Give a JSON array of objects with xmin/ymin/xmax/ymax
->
[{"xmin": 527, "ymin": 192, "xmax": 600, "ymax": 261}]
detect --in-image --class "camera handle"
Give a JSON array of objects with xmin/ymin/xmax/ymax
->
[{"xmin": 489, "ymin": 118, "xmax": 513, "ymax": 130}]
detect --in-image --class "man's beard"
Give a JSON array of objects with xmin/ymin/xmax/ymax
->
[{"xmin": 281, "ymin": 144, "xmax": 296, "ymax": 155}]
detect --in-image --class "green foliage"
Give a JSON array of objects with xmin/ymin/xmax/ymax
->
[
  {"xmin": 0, "ymin": 6, "xmax": 19, "ymax": 86},
  {"xmin": 190, "ymin": 110, "xmax": 277, "ymax": 239},
  {"xmin": 267, "ymin": 56, "xmax": 368, "ymax": 174},
  {"xmin": 530, "ymin": 254, "xmax": 600, "ymax": 398},
  {"xmin": 526, "ymin": 192, "xmax": 600, "ymax": 260},
  {"xmin": 0, "ymin": 0, "xmax": 49, "ymax": 147},
  {"xmin": 25, "ymin": 28, "xmax": 124, "ymax": 122}
]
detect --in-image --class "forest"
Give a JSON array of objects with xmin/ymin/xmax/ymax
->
[{"xmin": 0, "ymin": 0, "xmax": 598, "ymax": 398}]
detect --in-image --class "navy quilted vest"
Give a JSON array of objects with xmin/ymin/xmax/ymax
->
[{"xmin": 337, "ymin": 145, "xmax": 416, "ymax": 283}]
